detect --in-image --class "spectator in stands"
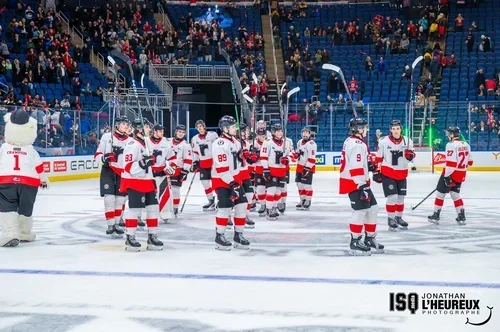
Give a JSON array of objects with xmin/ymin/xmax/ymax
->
[
  {"xmin": 486, "ymin": 78, "xmax": 497, "ymax": 96},
  {"xmin": 479, "ymin": 35, "xmax": 492, "ymax": 53},
  {"xmin": 377, "ymin": 56, "xmax": 388, "ymax": 79},
  {"xmin": 374, "ymin": 129, "xmax": 382, "ymax": 149},
  {"xmin": 465, "ymin": 31, "xmax": 474, "ymax": 55},
  {"xmin": 478, "ymin": 121, "xmax": 487, "ymax": 133},
  {"xmin": 365, "ymin": 56, "xmax": 374, "ymax": 80},
  {"xmin": 415, "ymin": 91, "xmax": 426, "ymax": 116},
  {"xmin": 401, "ymin": 65, "xmax": 411, "ymax": 83},
  {"xmin": 0, "ymin": 40, "xmax": 9, "ymax": 59},
  {"xmin": 474, "ymin": 69, "xmax": 486, "ymax": 93},
  {"xmin": 348, "ymin": 76, "xmax": 358, "ymax": 96},
  {"xmin": 430, "ymin": 56, "xmax": 441, "ymax": 84},
  {"xmin": 455, "ymin": 14, "xmax": 464, "ymax": 32},
  {"xmin": 400, "ymin": 34, "xmax": 410, "ymax": 53}
]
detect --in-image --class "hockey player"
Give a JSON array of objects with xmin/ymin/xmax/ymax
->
[
  {"xmin": 295, "ymin": 127, "xmax": 317, "ymax": 210},
  {"xmin": 428, "ymin": 126, "xmax": 472, "ymax": 225},
  {"xmin": 191, "ymin": 120, "xmax": 218, "ymax": 211},
  {"xmin": 0, "ymin": 110, "xmax": 48, "ymax": 247},
  {"xmin": 147, "ymin": 124, "xmax": 176, "ymax": 222},
  {"xmin": 260, "ymin": 124, "xmax": 290, "ymax": 220},
  {"xmin": 339, "ymin": 118, "xmax": 385, "ymax": 256},
  {"xmin": 374, "ymin": 120, "xmax": 415, "ymax": 231},
  {"xmin": 169, "ymin": 125, "xmax": 193, "ymax": 217},
  {"xmin": 94, "ymin": 115, "xmax": 133, "ymax": 237},
  {"xmin": 120, "ymin": 119, "xmax": 163, "ymax": 251},
  {"xmin": 253, "ymin": 127, "xmax": 269, "ymax": 216},
  {"xmin": 212, "ymin": 115, "xmax": 250, "ymax": 250},
  {"xmin": 237, "ymin": 123, "xmax": 256, "ymax": 228},
  {"xmin": 278, "ymin": 135, "xmax": 294, "ymax": 214}
]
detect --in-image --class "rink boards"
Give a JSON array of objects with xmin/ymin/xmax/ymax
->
[{"xmin": 43, "ymin": 151, "xmax": 500, "ymax": 182}]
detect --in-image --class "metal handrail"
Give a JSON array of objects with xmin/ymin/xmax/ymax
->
[
  {"xmin": 157, "ymin": 3, "xmax": 173, "ymax": 31},
  {"xmin": 150, "ymin": 64, "xmax": 231, "ymax": 81},
  {"xmin": 267, "ymin": 3, "xmax": 282, "ymax": 115}
]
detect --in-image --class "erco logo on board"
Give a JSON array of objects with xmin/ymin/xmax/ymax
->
[{"xmin": 70, "ymin": 159, "xmax": 100, "ymax": 171}]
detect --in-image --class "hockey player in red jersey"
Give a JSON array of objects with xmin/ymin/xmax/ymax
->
[
  {"xmin": 147, "ymin": 124, "xmax": 176, "ymax": 222},
  {"xmin": 294, "ymin": 127, "xmax": 317, "ymax": 210},
  {"xmin": 169, "ymin": 125, "xmax": 193, "ymax": 217},
  {"xmin": 191, "ymin": 120, "xmax": 218, "ymax": 211},
  {"xmin": 0, "ymin": 110, "xmax": 48, "ymax": 247},
  {"xmin": 428, "ymin": 126, "xmax": 472, "ymax": 225},
  {"xmin": 120, "ymin": 119, "xmax": 163, "ymax": 251},
  {"xmin": 236, "ymin": 123, "xmax": 255, "ymax": 228},
  {"xmin": 94, "ymin": 115, "xmax": 132, "ymax": 237},
  {"xmin": 260, "ymin": 124, "xmax": 290, "ymax": 221},
  {"xmin": 339, "ymin": 118, "xmax": 385, "ymax": 256},
  {"xmin": 374, "ymin": 120, "xmax": 415, "ymax": 231},
  {"xmin": 212, "ymin": 115, "xmax": 250, "ymax": 250},
  {"xmin": 253, "ymin": 127, "xmax": 269, "ymax": 216}
]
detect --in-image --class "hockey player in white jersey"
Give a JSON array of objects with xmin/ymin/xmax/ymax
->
[
  {"xmin": 278, "ymin": 136, "xmax": 294, "ymax": 214},
  {"xmin": 294, "ymin": 127, "xmax": 317, "ymax": 210},
  {"xmin": 212, "ymin": 115, "xmax": 250, "ymax": 250},
  {"xmin": 339, "ymin": 118, "xmax": 384, "ymax": 256},
  {"xmin": 236, "ymin": 123, "xmax": 255, "ymax": 228},
  {"xmin": 94, "ymin": 115, "xmax": 133, "ymax": 237},
  {"xmin": 260, "ymin": 124, "xmax": 290, "ymax": 221},
  {"xmin": 191, "ymin": 120, "xmax": 218, "ymax": 211},
  {"xmin": 428, "ymin": 126, "xmax": 473, "ymax": 225},
  {"xmin": 147, "ymin": 124, "xmax": 176, "ymax": 222},
  {"xmin": 374, "ymin": 120, "xmax": 415, "ymax": 231},
  {"xmin": 0, "ymin": 110, "xmax": 48, "ymax": 247},
  {"xmin": 120, "ymin": 119, "xmax": 163, "ymax": 251},
  {"xmin": 169, "ymin": 125, "xmax": 193, "ymax": 216},
  {"xmin": 253, "ymin": 127, "xmax": 269, "ymax": 216}
]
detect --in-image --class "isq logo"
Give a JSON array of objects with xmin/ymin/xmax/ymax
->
[{"xmin": 315, "ymin": 154, "xmax": 326, "ymax": 165}]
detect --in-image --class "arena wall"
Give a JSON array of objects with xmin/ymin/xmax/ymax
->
[{"xmin": 43, "ymin": 151, "xmax": 500, "ymax": 182}]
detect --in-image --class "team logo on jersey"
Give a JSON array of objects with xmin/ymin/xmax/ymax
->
[
  {"xmin": 104, "ymin": 184, "xmax": 109, "ymax": 189},
  {"xmin": 315, "ymin": 154, "xmax": 326, "ymax": 165},
  {"xmin": 218, "ymin": 141, "xmax": 224, "ymax": 145},
  {"xmin": 141, "ymin": 197, "xmax": 146, "ymax": 203},
  {"xmin": 388, "ymin": 184, "xmax": 394, "ymax": 190}
]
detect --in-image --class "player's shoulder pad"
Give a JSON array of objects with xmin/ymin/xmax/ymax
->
[{"xmin": 128, "ymin": 140, "xmax": 134, "ymax": 145}]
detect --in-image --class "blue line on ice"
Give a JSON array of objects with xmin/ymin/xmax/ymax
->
[{"xmin": 0, "ymin": 269, "xmax": 499, "ymax": 288}]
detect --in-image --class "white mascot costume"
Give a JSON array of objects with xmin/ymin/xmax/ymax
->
[{"xmin": 0, "ymin": 109, "xmax": 48, "ymax": 247}]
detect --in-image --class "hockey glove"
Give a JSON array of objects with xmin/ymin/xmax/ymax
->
[
  {"xmin": 102, "ymin": 153, "xmax": 116, "ymax": 167},
  {"xmin": 241, "ymin": 149, "xmax": 250, "ymax": 160},
  {"xmin": 247, "ymin": 151, "xmax": 258, "ymax": 164},
  {"xmin": 404, "ymin": 149, "xmax": 415, "ymax": 161},
  {"xmin": 229, "ymin": 181, "xmax": 240, "ymax": 201},
  {"xmin": 164, "ymin": 164, "xmax": 176, "ymax": 176},
  {"xmin": 263, "ymin": 169, "xmax": 271, "ymax": 182},
  {"xmin": 191, "ymin": 160, "xmax": 200, "ymax": 172},
  {"xmin": 112, "ymin": 146, "xmax": 124, "ymax": 157},
  {"xmin": 280, "ymin": 156, "xmax": 289, "ymax": 165},
  {"xmin": 40, "ymin": 181, "xmax": 48, "ymax": 189},
  {"xmin": 292, "ymin": 152, "xmax": 300, "ymax": 160},
  {"xmin": 138, "ymin": 156, "xmax": 154, "ymax": 170},
  {"xmin": 443, "ymin": 176, "xmax": 452, "ymax": 187},
  {"xmin": 357, "ymin": 183, "xmax": 371, "ymax": 201},
  {"xmin": 181, "ymin": 169, "xmax": 189, "ymax": 181},
  {"xmin": 372, "ymin": 170, "xmax": 383, "ymax": 184},
  {"xmin": 153, "ymin": 170, "xmax": 165, "ymax": 177},
  {"xmin": 302, "ymin": 167, "xmax": 310, "ymax": 178}
]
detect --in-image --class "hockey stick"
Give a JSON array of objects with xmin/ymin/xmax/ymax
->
[
  {"xmin": 411, "ymin": 188, "xmax": 436, "ymax": 211},
  {"xmin": 180, "ymin": 170, "xmax": 198, "ymax": 213}
]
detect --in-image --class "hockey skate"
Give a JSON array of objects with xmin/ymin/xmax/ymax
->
[
  {"xmin": 226, "ymin": 217, "xmax": 234, "ymax": 230},
  {"xmin": 296, "ymin": 200, "xmax": 305, "ymax": 210},
  {"xmin": 349, "ymin": 234, "xmax": 371, "ymax": 256},
  {"xmin": 301, "ymin": 200, "xmax": 311, "ymax": 211},
  {"xmin": 388, "ymin": 217, "xmax": 399, "ymax": 231},
  {"xmin": 173, "ymin": 208, "xmax": 179, "ymax": 218},
  {"xmin": 106, "ymin": 224, "xmax": 124, "ymax": 238},
  {"xmin": 266, "ymin": 208, "xmax": 279, "ymax": 221},
  {"xmin": 250, "ymin": 202, "xmax": 257, "ymax": 212},
  {"xmin": 245, "ymin": 215, "xmax": 255, "ymax": 229},
  {"xmin": 125, "ymin": 235, "xmax": 141, "ymax": 252},
  {"xmin": 215, "ymin": 232, "xmax": 232, "ymax": 251},
  {"xmin": 456, "ymin": 209, "xmax": 466, "ymax": 226},
  {"xmin": 364, "ymin": 233, "xmax": 385, "ymax": 254},
  {"xmin": 203, "ymin": 198, "xmax": 216, "ymax": 212},
  {"xmin": 257, "ymin": 205, "xmax": 266, "ymax": 217},
  {"xmin": 137, "ymin": 217, "xmax": 146, "ymax": 230},
  {"xmin": 233, "ymin": 231, "xmax": 250, "ymax": 250},
  {"xmin": 428, "ymin": 210, "xmax": 441, "ymax": 225},
  {"xmin": 118, "ymin": 216, "xmax": 125, "ymax": 228},
  {"xmin": 395, "ymin": 216, "xmax": 408, "ymax": 230},
  {"xmin": 147, "ymin": 234, "xmax": 163, "ymax": 251},
  {"xmin": 277, "ymin": 202, "xmax": 286, "ymax": 214}
]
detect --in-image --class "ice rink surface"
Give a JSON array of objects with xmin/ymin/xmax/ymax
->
[{"xmin": 0, "ymin": 172, "xmax": 499, "ymax": 332}]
